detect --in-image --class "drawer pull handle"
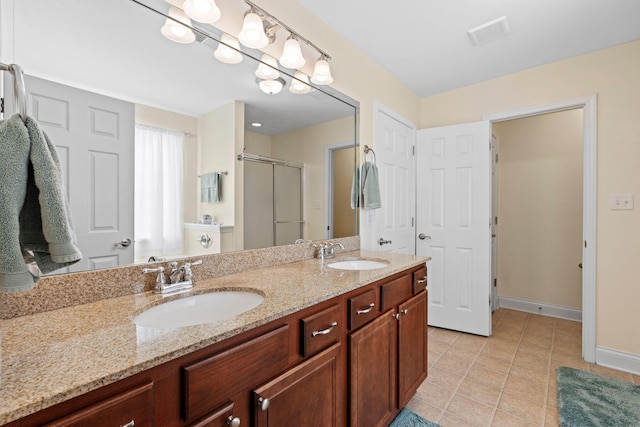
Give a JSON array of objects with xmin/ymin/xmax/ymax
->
[
  {"xmin": 417, "ymin": 276, "xmax": 427, "ymax": 284},
  {"xmin": 258, "ymin": 397, "xmax": 270, "ymax": 411},
  {"xmin": 356, "ymin": 303, "xmax": 375, "ymax": 315},
  {"xmin": 312, "ymin": 321, "xmax": 338, "ymax": 337},
  {"xmin": 121, "ymin": 421, "xmax": 134, "ymax": 427},
  {"xmin": 227, "ymin": 415, "xmax": 241, "ymax": 427}
]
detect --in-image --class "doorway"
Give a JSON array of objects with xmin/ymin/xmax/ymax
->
[{"xmin": 325, "ymin": 142, "xmax": 357, "ymax": 239}]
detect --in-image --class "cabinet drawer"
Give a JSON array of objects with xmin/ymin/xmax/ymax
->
[
  {"xmin": 45, "ymin": 381, "xmax": 153, "ymax": 427},
  {"xmin": 189, "ymin": 402, "xmax": 237, "ymax": 427},
  {"xmin": 380, "ymin": 274, "xmax": 412, "ymax": 312},
  {"xmin": 348, "ymin": 288, "xmax": 378, "ymax": 330},
  {"xmin": 301, "ymin": 305, "xmax": 342, "ymax": 357},
  {"xmin": 413, "ymin": 267, "xmax": 428, "ymax": 294},
  {"xmin": 182, "ymin": 325, "xmax": 289, "ymax": 422}
]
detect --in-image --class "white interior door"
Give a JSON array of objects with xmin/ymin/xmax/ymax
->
[
  {"xmin": 374, "ymin": 109, "xmax": 415, "ymax": 254},
  {"xmin": 416, "ymin": 121, "xmax": 492, "ymax": 336},
  {"xmin": 5, "ymin": 74, "xmax": 135, "ymax": 272}
]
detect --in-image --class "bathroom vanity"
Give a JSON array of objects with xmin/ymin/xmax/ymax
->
[{"xmin": 0, "ymin": 251, "xmax": 428, "ymax": 426}]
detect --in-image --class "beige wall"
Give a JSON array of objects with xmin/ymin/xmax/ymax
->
[
  {"xmin": 421, "ymin": 40, "xmax": 640, "ymax": 356},
  {"xmin": 134, "ymin": 104, "xmax": 199, "ymax": 224},
  {"xmin": 494, "ymin": 110, "xmax": 583, "ymax": 309},
  {"xmin": 272, "ymin": 116, "xmax": 355, "ymax": 240},
  {"xmin": 333, "ymin": 147, "xmax": 356, "ymax": 238}
]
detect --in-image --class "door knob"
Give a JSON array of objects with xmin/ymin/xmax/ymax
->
[
  {"xmin": 114, "ymin": 238, "xmax": 132, "ymax": 248},
  {"xmin": 418, "ymin": 233, "xmax": 431, "ymax": 240},
  {"xmin": 378, "ymin": 238, "xmax": 392, "ymax": 246}
]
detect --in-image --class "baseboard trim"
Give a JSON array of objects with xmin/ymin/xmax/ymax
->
[
  {"xmin": 596, "ymin": 347, "xmax": 640, "ymax": 376},
  {"xmin": 498, "ymin": 297, "xmax": 582, "ymax": 322}
]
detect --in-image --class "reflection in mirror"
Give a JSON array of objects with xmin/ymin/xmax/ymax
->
[{"xmin": 1, "ymin": 0, "xmax": 359, "ymax": 274}]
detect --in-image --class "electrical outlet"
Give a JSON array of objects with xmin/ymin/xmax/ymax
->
[{"xmin": 610, "ymin": 193, "xmax": 634, "ymax": 210}]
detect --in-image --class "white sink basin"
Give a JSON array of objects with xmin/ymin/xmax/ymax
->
[
  {"xmin": 133, "ymin": 291, "xmax": 264, "ymax": 328},
  {"xmin": 327, "ymin": 259, "xmax": 389, "ymax": 271}
]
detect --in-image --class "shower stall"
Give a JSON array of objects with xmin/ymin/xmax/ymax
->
[{"xmin": 242, "ymin": 153, "xmax": 304, "ymax": 249}]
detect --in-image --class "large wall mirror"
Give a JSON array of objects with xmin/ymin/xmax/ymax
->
[{"xmin": 0, "ymin": 0, "xmax": 359, "ymax": 274}]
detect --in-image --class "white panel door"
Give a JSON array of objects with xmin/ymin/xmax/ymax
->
[
  {"xmin": 375, "ymin": 110, "xmax": 415, "ymax": 254},
  {"xmin": 6, "ymin": 74, "xmax": 135, "ymax": 272},
  {"xmin": 416, "ymin": 121, "xmax": 491, "ymax": 336}
]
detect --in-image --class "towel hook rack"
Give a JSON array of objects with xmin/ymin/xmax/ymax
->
[
  {"xmin": 0, "ymin": 62, "xmax": 27, "ymax": 122},
  {"xmin": 363, "ymin": 145, "xmax": 377, "ymax": 164}
]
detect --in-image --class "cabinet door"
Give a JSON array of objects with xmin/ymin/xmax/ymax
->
[
  {"xmin": 349, "ymin": 311, "xmax": 396, "ymax": 427},
  {"xmin": 398, "ymin": 291, "xmax": 428, "ymax": 407},
  {"xmin": 253, "ymin": 343, "xmax": 341, "ymax": 427}
]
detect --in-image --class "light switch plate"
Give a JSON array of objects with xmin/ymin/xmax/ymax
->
[{"xmin": 610, "ymin": 193, "xmax": 634, "ymax": 210}]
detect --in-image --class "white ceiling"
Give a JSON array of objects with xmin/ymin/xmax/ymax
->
[{"xmin": 298, "ymin": 0, "xmax": 640, "ymax": 97}]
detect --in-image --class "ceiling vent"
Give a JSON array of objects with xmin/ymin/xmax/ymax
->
[{"xmin": 467, "ymin": 16, "xmax": 511, "ymax": 46}]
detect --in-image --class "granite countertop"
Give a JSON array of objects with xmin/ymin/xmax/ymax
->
[{"xmin": 0, "ymin": 250, "xmax": 427, "ymax": 425}]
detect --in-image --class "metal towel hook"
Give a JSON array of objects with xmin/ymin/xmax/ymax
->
[
  {"xmin": 0, "ymin": 62, "xmax": 27, "ymax": 122},
  {"xmin": 363, "ymin": 145, "xmax": 376, "ymax": 164}
]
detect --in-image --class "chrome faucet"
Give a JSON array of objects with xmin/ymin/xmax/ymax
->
[
  {"xmin": 314, "ymin": 242, "xmax": 345, "ymax": 261},
  {"xmin": 143, "ymin": 260, "xmax": 202, "ymax": 294}
]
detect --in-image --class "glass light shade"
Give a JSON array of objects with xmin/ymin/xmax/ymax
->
[
  {"xmin": 183, "ymin": 0, "xmax": 221, "ymax": 23},
  {"xmin": 279, "ymin": 38, "xmax": 305, "ymax": 69},
  {"xmin": 311, "ymin": 58, "xmax": 334, "ymax": 85},
  {"xmin": 238, "ymin": 12, "xmax": 269, "ymax": 49},
  {"xmin": 255, "ymin": 54, "xmax": 280, "ymax": 80},
  {"xmin": 258, "ymin": 78, "xmax": 285, "ymax": 95},
  {"xmin": 214, "ymin": 34, "xmax": 242, "ymax": 64},
  {"xmin": 160, "ymin": 7, "xmax": 196, "ymax": 44},
  {"xmin": 289, "ymin": 71, "xmax": 311, "ymax": 94}
]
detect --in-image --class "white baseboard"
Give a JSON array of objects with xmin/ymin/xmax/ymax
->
[
  {"xmin": 498, "ymin": 296, "xmax": 582, "ymax": 322},
  {"xmin": 596, "ymin": 347, "xmax": 640, "ymax": 376}
]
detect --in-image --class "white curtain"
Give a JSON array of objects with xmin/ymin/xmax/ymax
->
[{"xmin": 134, "ymin": 124, "xmax": 184, "ymax": 260}]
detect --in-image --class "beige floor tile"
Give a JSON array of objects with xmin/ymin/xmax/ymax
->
[
  {"xmin": 547, "ymin": 381, "xmax": 558, "ymax": 407},
  {"xmin": 480, "ymin": 344, "xmax": 517, "ymax": 362},
  {"xmin": 545, "ymin": 405, "xmax": 559, "ymax": 426},
  {"xmin": 508, "ymin": 363, "xmax": 549, "ymax": 386},
  {"xmin": 439, "ymin": 411, "xmax": 477, "ymax": 427},
  {"xmin": 434, "ymin": 353, "xmax": 474, "ymax": 376},
  {"xmin": 497, "ymin": 391, "xmax": 546, "ymax": 425},
  {"xmin": 474, "ymin": 353, "xmax": 512, "ymax": 375},
  {"xmin": 430, "ymin": 338, "xmax": 453, "ymax": 355},
  {"xmin": 503, "ymin": 375, "xmax": 547, "ymax": 404},
  {"xmin": 457, "ymin": 377, "xmax": 502, "ymax": 407},
  {"xmin": 491, "ymin": 409, "xmax": 538, "ymax": 427},
  {"xmin": 589, "ymin": 364, "xmax": 635, "ymax": 382},
  {"xmin": 406, "ymin": 395, "xmax": 444, "ymax": 424},
  {"xmin": 447, "ymin": 395, "xmax": 494, "ymax": 426},
  {"xmin": 416, "ymin": 380, "xmax": 457, "ymax": 409},
  {"xmin": 512, "ymin": 349, "xmax": 551, "ymax": 369},
  {"xmin": 554, "ymin": 318, "xmax": 581, "ymax": 334},
  {"xmin": 431, "ymin": 328, "xmax": 462, "ymax": 345},
  {"xmin": 427, "ymin": 366, "xmax": 465, "ymax": 390},
  {"xmin": 549, "ymin": 353, "xmax": 589, "ymax": 371},
  {"xmin": 633, "ymin": 374, "xmax": 640, "ymax": 384},
  {"xmin": 446, "ymin": 345, "xmax": 482, "ymax": 362},
  {"xmin": 466, "ymin": 364, "xmax": 508, "ymax": 389}
]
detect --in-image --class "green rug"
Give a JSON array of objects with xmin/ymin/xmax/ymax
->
[
  {"xmin": 389, "ymin": 408, "xmax": 441, "ymax": 427},
  {"xmin": 557, "ymin": 366, "xmax": 640, "ymax": 427}
]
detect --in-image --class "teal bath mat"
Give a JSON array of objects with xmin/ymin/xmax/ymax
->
[
  {"xmin": 557, "ymin": 366, "xmax": 640, "ymax": 427},
  {"xmin": 390, "ymin": 408, "xmax": 441, "ymax": 427}
]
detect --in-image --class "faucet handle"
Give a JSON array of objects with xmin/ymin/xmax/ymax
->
[
  {"xmin": 182, "ymin": 260, "xmax": 202, "ymax": 282},
  {"xmin": 142, "ymin": 266, "xmax": 166, "ymax": 286}
]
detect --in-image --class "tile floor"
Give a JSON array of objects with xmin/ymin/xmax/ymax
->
[{"xmin": 407, "ymin": 308, "xmax": 640, "ymax": 426}]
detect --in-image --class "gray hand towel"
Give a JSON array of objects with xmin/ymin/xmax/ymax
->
[
  {"xmin": 0, "ymin": 115, "xmax": 38, "ymax": 291},
  {"xmin": 361, "ymin": 161, "xmax": 381, "ymax": 209},
  {"xmin": 20, "ymin": 116, "xmax": 82, "ymax": 275},
  {"xmin": 201, "ymin": 172, "xmax": 221, "ymax": 203}
]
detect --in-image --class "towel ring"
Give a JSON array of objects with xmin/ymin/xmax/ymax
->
[
  {"xmin": 363, "ymin": 145, "xmax": 377, "ymax": 164},
  {"xmin": 0, "ymin": 63, "xmax": 27, "ymax": 122}
]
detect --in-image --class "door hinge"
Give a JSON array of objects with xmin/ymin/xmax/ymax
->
[
  {"xmin": 412, "ymin": 145, "xmax": 416, "ymax": 156},
  {"xmin": 494, "ymin": 278, "xmax": 497, "ymax": 287},
  {"xmin": 0, "ymin": 97, "xmax": 4, "ymax": 114},
  {"xmin": 495, "ymin": 153, "xmax": 499, "ymax": 163},
  {"xmin": 584, "ymin": 240, "xmax": 587, "ymax": 248},
  {"xmin": 411, "ymin": 217, "xmax": 414, "ymax": 227},
  {"xmin": 495, "ymin": 216, "xmax": 498, "ymax": 225}
]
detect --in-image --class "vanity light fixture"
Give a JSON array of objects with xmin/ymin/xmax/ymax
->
[
  {"xmin": 238, "ymin": 9, "xmax": 269, "ymax": 49},
  {"xmin": 310, "ymin": 54, "xmax": 334, "ymax": 85},
  {"xmin": 258, "ymin": 77, "xmax": 285, "ymax": 95},
  {"xmin": 251, "ymin": 122, "xmax": 263, "ymax": 127},
  {"xmin": 183, "ymin": 0, "xmax": 221, "ymax": 23},
  {"xmin": 161, "ymin": 6, "xmax": 196, "ymax": 43},
  {"xmin": 279, "ymin": 36, "xmax": 305, "ymax": 69},
  {"xmin": 255, "ymin": 54, "xmax": 280, "ymax": 80},
  {"xmin": 214, "ymin": 33, "xmax": 243, "ymax": 64},
  {"xmin": 289, "ymin": 71, "xmax": 311, "ymax": 94}
]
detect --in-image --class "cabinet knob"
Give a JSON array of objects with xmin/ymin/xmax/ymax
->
[
  {"xmin": 258, "ymin": 396, "xmax": 270, "ymax": 411},
  {"xmin": 401, "ymin": 309, "xmax": 409, "ymax": 316},
  {"xmin": 227, "ymin": 415, "xmax": 241, "ymax": 427},
  {"xmin": 392, "ymin": 313, "xmax": 400, "ymax": 320}
]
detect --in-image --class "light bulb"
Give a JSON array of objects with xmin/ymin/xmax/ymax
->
[
  {"xmin": 255, "ymin": 54, "xmax": 280, "ymax": 80},
  {"xmin": 289, "ymin": 71, "xmax": 311, "ymax": 94},
  {"xmin": 238, "ymin": 12, "xmax": 269, "ymax": 49},
  {"xmin": 160, "ymin": 7, "xmax": 195, "ymax": 44},
  {"xmin": 279, "ymin": 37, "xmax": 305, "ymax": 69},
  {"xmin": 258, "ymin": 78, "xmax": 285, "ymax": 95},
  {"xmin": 311, "ymin": 57, "xmax": 334, "ymax": 85},
  {"xmin": 214, "ymin": 34, "xmax": 242, "ymax": 64},
  {"xmin": 183, "ymin": 0, "xmax": 221, "ymax": 23}
]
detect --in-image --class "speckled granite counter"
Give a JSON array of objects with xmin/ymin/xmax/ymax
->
[{"xmin": 0, "ymin": 250, "xmax": 427, "ymax": 425}]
